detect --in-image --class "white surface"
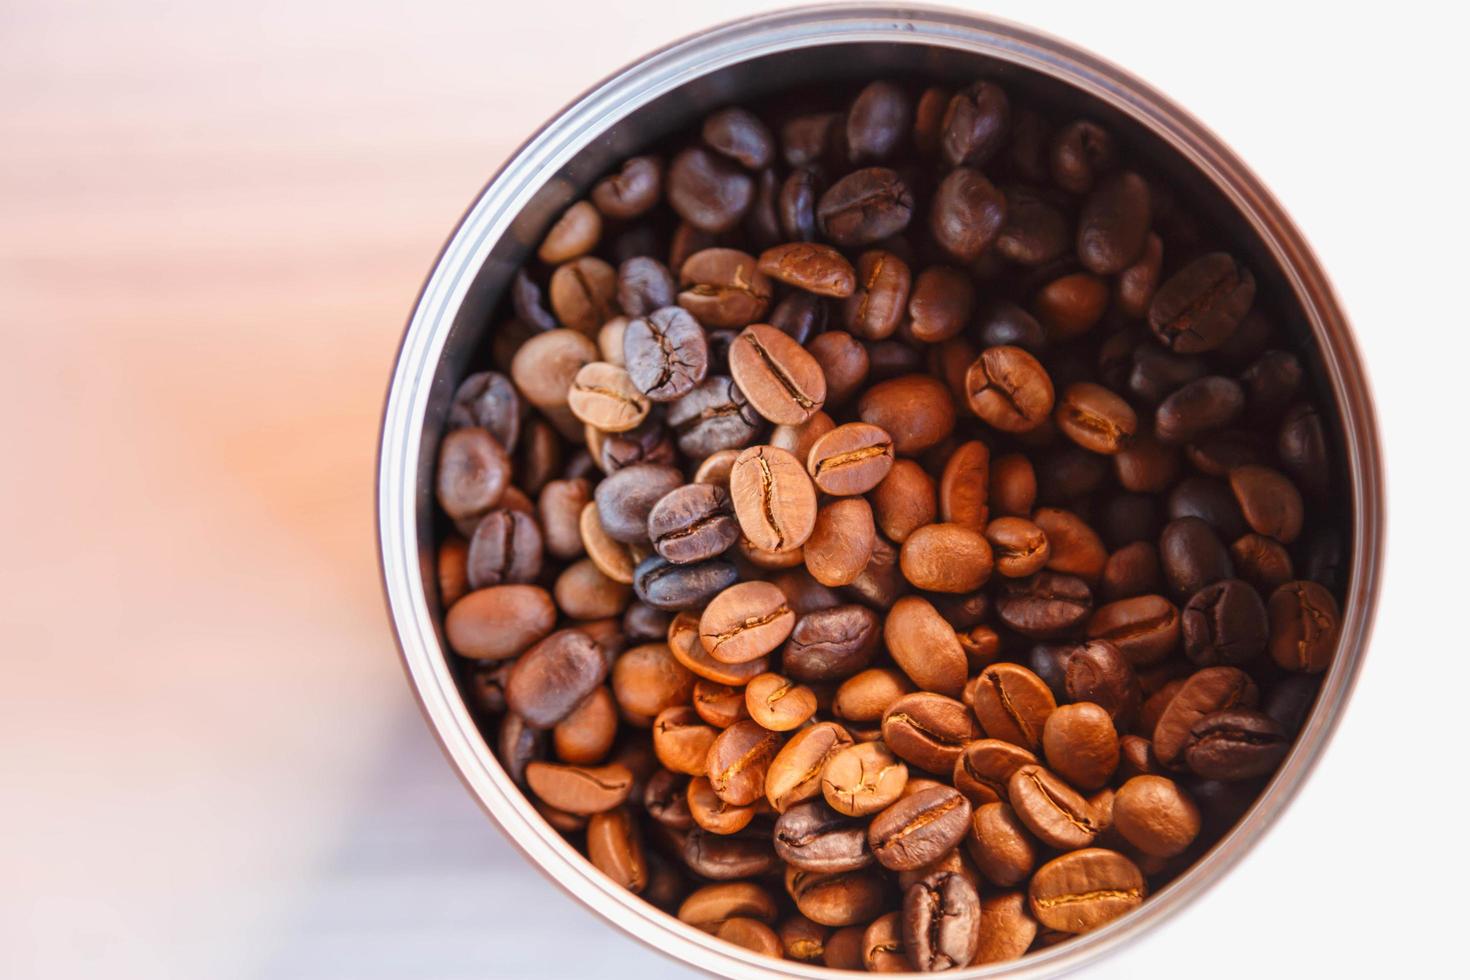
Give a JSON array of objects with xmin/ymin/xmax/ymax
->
[{"xmin": 1, "ymin": 1, "xmax": 1465, "ymax": 977}]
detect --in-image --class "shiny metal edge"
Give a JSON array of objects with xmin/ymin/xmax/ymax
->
[{"xmin": 377, "ymin": 4, "xmax": 1384, "ymax": 977}]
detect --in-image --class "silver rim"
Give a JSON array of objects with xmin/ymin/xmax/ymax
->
[{"xmin": 378, "ymin": 5, "xmax": 1384, "ymax": 976}]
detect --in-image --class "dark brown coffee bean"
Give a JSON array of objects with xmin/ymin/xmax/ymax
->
[
  {"xmin": 668, "ymin": 147, "xmax": 754, "ymax": 233},
  {"xmin": 1182, "ymin": 579, "xmax": 1268, "ymax": 666},
  {"xmin": 1042, "ymin": 702, "xmax": 1119, "ymax": 791},
  {"xmin": 448, "ymin": 371, "xmax": 523, "ymax": 452},
  {"xmin": 1228, "ymin": 464, "xmax": 1304, "ymax": 543},
  {"xmin": 445, "ymin": 585, "xmax": 557, "ymax": 661},
  {"xmin": 995, "ymin": 572, "xmax": 1092, "ymax": 638},
  {"xmin": 645, "ymin": 769, "xmax": 695, "ymax": 830},
  {"xmin": 1149, "ymin": 252, "xmax": 1256, "ymax": 353},
  {"xmin": 509, "ymin": 269, "xmax": 557, "ymax": 334},
  {"xmin": 1267, "ymin": 580, "xmax": 1340, "ymax": 673},
  {"xmin": 1160, "ymin": 516, "xmax": 1235, "ymax": 601},
  {"xmin": 647, "ymin": 483, "xmax": 739, "ymax": 564},
  {"xmin": 684, "ymin": 827, "xmax": 780, "ymax": 880},
  {"xmin": 1029, "ymin": 848, "xmax": 1144, "ymax": 933},
  {"xmin": 965, "ymin": 345, "xmax": 1055, "ymax": 433},
  {"xmin": 1077, "ymin": 171, "xmax": 1150, "ymax": 274},
  {"xmin": 843, "ymin": 250, "xmax": 911, "ymax": 340},
  {"xmin": 783, "ymin": 604, "xmax": 881, "ymax": 682},
  {"xmin": 841, "ymin": 80, "xmax": 909, "ymax": 163},
  {"xmin": 967, "ymin": 802, "xmax": 1037, "ymax": 887},
  {"xmin": 505, "ymin": 629, "xmax": 609, "ymax": 729},
  {"xmin": 766, "ymin": 721, "xmax": 854, "ymax": 812},
  {"xmin": 703, "ymin": 106, "xmax": 774, "ymax": 170},
  {"xmin": 1168, "ymin": 475, "xmax": 1248, "ymax": 541},
  {"xmin": 868, "ymin": 785, "xmax": 972, "ymax": 871},
  {"xmin": 985, "ymin": 517, "xmax": 1050, "ymax": 578},
  {"xmin": 666, "ymin": 375, "xmax": 762, "ymax": 458},
  {"xmin": 623, "ymin": 306, "xmax": 709, "ymax": 403},
  {"xmin": 995, "ymin": 185, "xmax": 1070, "ymax": 266},
  {"xmin": 857, "ymin": 374, "xmax": 957, "ymax": 455},
  {"xmin": 775, "ymin": 798, "xmax": 874, "ymax": 872},
  {"xmin": 953, "ymin": 739, "xmax": 1037, "ymax": 807},
  {"xmin": 699, "ymin": 580, "xmax": 796, "ymax": 664},
  {"xmin": 592, "ymin": 155, "xmax": 662, "ymax": 220},
  {"xmin": 1056, "ymin": 382, "xmax": 1137, "ymax": 455},
  {"xmin": 594, "ymin": 463, "xmax": 684, "ymax": 544},
  {"xmin": 817, "ymin": 167, "xmax": 914, "ymax": 247},
  {"xmin": 1152, "ymin": 666, "xmax": 1259, "ymax": 767},
  {"xmin": 1033, "ymin": 272, "xmax": 1108, "ymax": 342},
  {"xmin": 436, "ymin": 427, "xmax": 510, "ymax": 522},
  {"xmin": 729, "ymin": 445, "xmax": 818, "ymax": 553},
  {"xmin": 787, "ymin": 866, "xmax": 890, "ymax": 928},
  {"xmin": 777, "ymin": 167, "xmax": 822, "ymax": 244},
  {"xmin": 1102, "ymin": 541, "xmax": 1163, "ymax": 600},
  {"xmin": 971, "ymin": 663, "xmax": 1056, "ymax": 752},
  {"xmin": 1230, "ymin": 533, "xmax": 1295, "ymax": 590},
  {"xmin": 940, "ymin": 81, "xmax": 1010, "ymax": 167},
  {"xmin": 706, "ymin": 719, "xmax": 782, "ymax": 806},
  {"xmin": 882, "ymin": 691, "xmax": 978, "ymax": 774},
  {"xmin": 466, "ymin": 508, "xmax": 544, "ymax": 588},
  {"xmin": 1064, "ymin": 640, "xmax": 1141, "ymax": 724},
  {"xmin": 1184, "ymin": 707, "xmax": 1289, "ymax": 780},
  {"xmin": 633, "ymin": 555, "xmax": 740, "ymax": 611},
  {"xmin": 823, "ymin": 740, "xmax": 909, "ymax": 817},
  {"xmin": 903, "ymin": 870, "xmax": 981, "ymax": 971},
  {"xmin": 1112, "ymin": 774, "xmax": 1200, "ymax": 857},
  {"xmin": 525, "ymin": 760, "xmax": 634, "ymax": 814},
  {"xmin": 930, "ymin": 168, "xmax": 1006, "ymax": 262},
  {"xmin": 616, "ymin": 256, "xmax": 676, "ymax": 318},
  {"xmin": 1278, "ymin": 402, "xmax": 1329, "ymax": 500},
  {"xmin": 1086, "ymin": 594, "xmax": 1181, "ymax": 666},
  {"xmin": 905, "ymin": 265, "xmax": 974, "ymax": 343},
  {"xmin": 1050, "ymin": 120, "xmax": 1117, "ymax": 194},
  {"xmin": 729, "ymin": 323, "xmax": 827, "ymax": 425},
  {"xmin": 1007, "ymin": 764, "xmax": 1101, "ymax": 850}
]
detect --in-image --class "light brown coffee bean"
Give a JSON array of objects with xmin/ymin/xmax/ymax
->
[
  {"xmin": 822, "ymin": 740, "xmax": 908, "ymax": 817},
  {"xmin": 678, "ymin": 247, "xmax": 773, "ymax": 328},
  {"xmin": 883, "ymin": 596, "xmax": 968, "ymax": 698},
  {"xmin": 843, "ymin": 250, "xmax": 911, "ymax": 340},
  {"xmin": 700, "ymin": 580, "xmax": 797, "ymax": 664},
  {"xmin": 1112, "ymin": 775, "xmax": 1200, "ymax": 857},
  {"xmin": 706, "ymin": 719, "xmax": 783, "ymax": 806},
  {"xmin": 652, "ymin": 705, "xmax": 719, "ymax": 775},
  {"xmin": 586, "ymin": 806, "xmax": 647, "ymax": 893},
  {"xmin": 757, "ymin": 243, "xmax": 857, "ymax": 297},
  {"xmin": 1008, "ymin": 764, "xmax": 1102, "ymax": 850},
  {"xmin": 524, "ymin": 760, "xmax": 634, "ymax": 814},
  {"xmin": 971, "ymin": 663, "xmax": 1056, "ymax": 752},
  {"xmin": 554, "ymin": 557, "xmax": 632, "ymax": 620},
  {"xmin": 718, "ymin": 918, "xmax": 783, "ymax": 958},
  {"xmin": 833, "ymin": 668, "xmax": 915, "ymax": 725},
  {"xmin": 965, "ymin": 346, "xmax": 1054, "ymax": 432},
  {"xmin": 1056, "ymin": 381, "xmax": 1137, "ymax": 454},
  {"xmin": 567, "ymin": 361, "xmax": 651, "ymax": 433},
  {"xmin": 786, "ymin": 866, "xmax": 890, "ymax": 927},
  {"xmin": 771, "ymin": 411, "xmax": 836, "ymax": 469},
  {"xmin": 806, "ymin": 422, "xmax": 895, "ymax": 495},
  {"xmin": 729, "ymin": 323, "xmax": 828, "ymax": 425},
  {"xmin": 872, "ymin": 459, "xmax": 937, "ymax": 542},
  {"xmin": 899, "ymin": 523, "xmax": 994, "ymax": 593},
  {"xmin": 554, "ymin": 686, "xmax": 619, "ymax": 765},
  {"xmin": 952, "ymin": 739, "xmax": 1037, "ymax": 807},
  {"xmin": 1152, "ymin": 666, "xmax": 1259, "ymax": 767},
  {"xmin": 678, "ymin": 881, "xmax": 778, "ymax": 932},
  {"xmin": 1029, "ymin": 848, "xmax": 1145, "ymax": 933},
  {"xmin": 766, "ymin": 721, "xmax": 854, "ymax": 812},
  {"xmin": 729, "ymin": 445, "xmax": 818, "ymax": 553},
  {"xmin": 687, "ymin": 775, "xmax": 757, "ymax": 835},
  {"xmin": 445, "ymin": 585, "xmax": 556, "ymax": 661},
  {"xmin": 975, "ymin": 890, "xmax": 1039, "ymax": 964},
  {"xmin": 1042, "ymin": 702, "xmax": 1120, "ymax": 791},
  {"xmin": 881, "ymin": 691, "xmax": 978, "ymax": 774},
  {"xmin": 611, "ymin": 642, "xmax": 696, "ymax": 726},
  {"xmin": 967, "ymin": 802, "xmax": 1037, "ymax": 887},
  {"xmin": 804, "ymin": 498, "xmax": 877, "ymax": 587},
  {"xmin": 985, "ymin": 517, "xmax": 1051, "ymax": 578},
  {"xmin": 857, "ymin": 374, "xmax": 957, "ymax": 455},
  {"xmin": 745, "ymin": 672, "xmax": 819, "ymax": 732},
  {"xmin": 539, "ymin": 200, "xmax": 602, "ymax": 264},
  {"xmin": 937, "ymin": 439, "xmax": 991, "ymax": 530}
]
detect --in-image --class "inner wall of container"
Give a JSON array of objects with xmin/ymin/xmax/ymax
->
[{"xmin": 417, "ymin": 38, "xmax": 1351, "ymax": 700}]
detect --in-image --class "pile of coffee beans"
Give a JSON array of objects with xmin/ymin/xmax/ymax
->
[{"xmin": 434, "ymin": 75, "xmax": 1346, "ymax": 971}]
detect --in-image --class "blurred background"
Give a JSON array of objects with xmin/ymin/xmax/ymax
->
[{"xmin": 2, "ymin": 1, "xmax": 1462, "ymax": 978}]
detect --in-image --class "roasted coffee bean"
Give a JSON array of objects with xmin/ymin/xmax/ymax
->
[
  {"xmin": 771, "ymin": 410, "xmax": 835, "ymax": 465},
  {"xmin": 1029, "ymin": 848, "xmax": 1144, "ymax": 933},
  {"xmin": 436, "ymin": 427, "xmax": 510, "ymax": 522},
  {"xmin": 783, "ymin": 604, "xmax": 881, "ymax": 682},
  {"xmin": 465, "ymin": 508, "xmax": 544, "ymax": 589},
  {"xmin": 553, "ymin": 684, "xmax": 618, "ymax": 764},
  {"xmin": 787, "ymin": 866, "xmax": 890, "ymax": 928},
  {"xmin": 652, "ymin": 706, "xmax": 719, "ymax": 775},
  {"xmin": 995, "ymin": 572, "xmax": 1092, "ymax": 638},
  {"xmin": 822, "ymin": 737, "xmax": 909, "ymax": 816},
  {"xmin": 1152, "ymin": 666, "xmax": 1259, "ymax": 767},
  {"xmin": 903, "ymin": 870, "xmax": 981, "ymax": 971},
  {"xmin": 717, "ymin": 917, "xmax": 782, "ymax": 957},
  {"xmin": 1008, "ymin": 764, "xmax": 1101, "ymax": 850},
  {"xmin": 729, "ymin": 323, "xmax": 828, "ymax": 425},
  {"xmin": 1228, "ymin": 464, "xmax": 1304, "ymax": 544},
  {"xmin": 1033, "ymin": 272, "xmax": 1108, "ymax": 342},
  {"xmin": 868, "ymin": 786, "xmax": 972, "ymax": 871},
  {"xmin": 446, "ymin": 585, "xmax": 557, "ymax": 661},
  {"xmin": 706, "ymin": 719, "xmax": 782, "ymax": 806},
  {"xmin": 767, "ymin": 721, "xmax": 854, "ymax": 812},
  {"xmin": 1049, "ymin": 119, "xmax": 1116, "ymax": 194},
  {"xmin": 1064, "ymin": 640, "xmax": 1141, "ymax": 724},
  {"xmin": 1267, "ymin": 580, "xmax": 1340, "ymax": 673},
  {"xmin": 1042, "ymin": 702, "xmax": 1119, "ymax": 791},
  {"xmin": 678, "ymin": 248, "xmax": 773, "ymax": 329},
  {"xmin": 511, "ymin": 269, "xmax": 558, "ymax": 333},
  {"xmin": 568, "ymin": 361, "xmax": 651, "ymax": 433},
  {"xmin": 645, "ymin": 769, "xmax": 695, "ymax": 830},
  {"xmin": 965, "ymin": 345, "xmax": 1055, "ymax": 433},
  {"xmin": 616, "ymin": 256, "xmax": 677, "ymax": 318},
  {"xmin": 746, "ymin": 672, "xmax": 818, "ymax": 732},
  {"xmin": 612, "ymin": 642, "xmax": 696, "ymax": 725},
  {"xmin": 871, "ymin": 458, "xmax": 936, "ymax": 543},
  {"xmin": 1112, "ymin": 774, "xmax": 1200, "ymax": 857},
  {"xmin": 505, "ymin": 629, "xmax": 609, "ymax": 729},
  {"xmin": 930, "ymin": 168, "xmax": 1006, "ymax": 262},
  {"xmin": 1149, "ymin": 252, "xmax": 1256, "ymax": 353},
  {"xmin": 857, "ymin": 374, "xmax": 957, "ymax": 454},
  {"xmin": 1077, "ymin": 171, "xmax": 1150, "ymax": 274},
  {"xmin": 975, "ymin": 890, "xmax": 1039, "ymax": 964},
  {"xmin": 806, "ymin": 330, "xmax": 870, "ymax": 406},
  {"xmin": 805, "ymin": 498, "xmax": 877, "ymax": 587},
  {"xmin": 594, "ymin": 463, "xmax": 683, "ymax": 544},
  {"xmin": 700, "ymin": 581, "xmax": 796, "ymax": 664},
  {"xmin": 757, "ymin": 242, "xmax": 856, "ymax": 297},
  {"xmin": 595, "ymin": 416, "xmax": 677, "ymax": 473},
  {"xmin": 1086, "ymin": 594, "xmax": 1180, "ymax": 666},
  {"xmin": 775, "ymin": 799, "xmax": 874, "ymax": 872},
  {"xmin": 679, "ymin": 880, "xmax": 779, "ymax": 933},
  {"xmin": 647, "ymin": 483, "xmax": 739, "ymax": 564},
  {"xmin": 633, "ymin": 555, "xmax": 740, "ymax": 611},
  {"xmin": 953, "ymin": 739, "xmax": 1037, "ymax": 807},
  {"xmin": 1102, "ymin": 541, "xmax": 1163, "ymax": 600},
  {"xmin": 883, "ymin": 597, "xmax": 969, "ymax": 699},
  {"xmin": 845, "ymin": 79, "xmax": 910, "ymax": 163},
  {"xmin": 668, "ymin": 147, "xmax": 755, "ymax": 233},
  {"xmin": 805, "ymin": 422, "xmax": 895, "ymax": 496},
  {"xmin": 780, "ymin": 915, "xmax": 831, "ymax": 963},
  {"xmin": 936, "ymin": 439, "xmax": 990, "ymax": 530},
  {"xmin": 624, "ymin": 306, "xmax": 710, "ymax": 403},
  {"xmin": 703, "ymin": 106, "xmax": 774, "ymax": 170},
  {"xmin": 1056, "ymin": 382, "xmax": 1137, "ymax": 454},
  {"xmin": 691, "ymin": 678, "xmax": 748, "ymax": 728},
  {"xmin": 882, "ymin": 691, "xmax": 978, "ymax": 774},
  {"xmin": 1156, "ymin": 376, "xmax": 1246, "ymax": 445},
  {"xmin": 1168, "ymin": 475, "xmax": 1248, "ymax": 541},
  {"xmin": 817, "ymin": 167, "xmax": 914, "ymax": 247},
  {"xmin": 580, "ymin": 502, "xmax": 635, "ymax": 584},
  {"xmin": 685, "ymin": 827, "xmax": 780, "ymax": 880},
  {"xmin": 1231, "ymin": 532, "xmax": 1295, "ymax": 590},
  {"xmin": 988, "ymin": 453, "xmax": 1037, "ymax": 518},
  {"xmin": 971, "ymin": 663, "xmax": 1056, "ymax": 753},
  {"xmin": 587, "ymin": 807, "xmax": 649, "ymax": 893},
  {"xmin": 899, "ymin": 523, "xmax": 993, "ymax": 594},
  {"xmin": 549, "ymin": 256, "xmax": 618, "ymax": 335},
  {"xmin": 448, "ymin": 371, "xmax": 523, "ymax": 451},
  {"xmin": 996, "ymin": 185, "xmax": 1070, "ymax": 266},
  {"xmin": 1160, "ymin": 517, "xmax": 1234, "ymax": 599},
  {"xmin": 1278, "ymin": 402, "xmax": 1329, "ymax": 500},
  {"xmin": 1128, "ymin": 342, "xmax": 1208, "ymax": 405},
  {"xmin": 1264, "ymin": 674, "xmax": 1320, "ymax": 737},
  {"xmin": 687, "ymin": 775, "xmax": 756, "ymax": 835},
  {"xmin": 666, "ymin": 375, "xmax": 762, "ymax": 457},
  {"xmin": 539, "ymin": 478, "xmax": 591, "ymax": 561},
  {"xmin": 1033, "ymin": 507, "xmax": 1107, "ymax": 582},
  {"xmin": 967, "ymin": 802, "xmax": 1037, "ymax": 887},
  {"xmin": 940, "ymin": 81, "xmax": 1010, "ymax": 167},
  {"xmin": 592, "ymin": 155, "xmax": 662, "ymax": 219},
  {"xmin": 779, "ymin": 167, "xmax": 822, "ymax": 243},
  {"xmin": 1182, "ymin": 579, "xmax": 1268, "ymax": 666},
  {"xmin": 844, "ymin": 250, "xmax": 911, "ymax": 340},
  {"xmin": 525, "ymin": 760, "xmax": 634, "ymax": 814},
  {"xmin": 1184, "ymin": 708, "xmax": 1289, "ymax": 780},
  {"xmin": 511, "ymin": 329, "xmax": 598, "ymax": 413}
]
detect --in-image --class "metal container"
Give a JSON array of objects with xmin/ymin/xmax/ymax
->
[{"xmin": 378, "ymin": 5, "xmax": 1384, "ymax": 976}]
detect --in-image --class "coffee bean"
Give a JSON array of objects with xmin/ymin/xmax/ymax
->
[
  {"xmin": 525, "ymin": 760, "xmax": 634, "ymax": 814},
  {"xmin": 883, "ymin": 597, "xmax": 969, "ymax": 699},
  {"xmin": 668, "ymin": 147, "xmax": 754, "ymax": 233},
  {"xmin": 729, "ymin": 445, "xmax": 818, "ymax": 553},
  {"xmin": 930, "ymin": 168, "xmax": 1006, "ymax": 261},
  {"xmin": 966, "ymin": 345, "xmax": 1055, "ymax": 432},
  {"xmin": 729, "ymin": 323, "xmax": 828, "ymax": 425},
  {"xmin": 685, "ymin": 827, "xmax": 780, "ymax": 880},
  {"xmin": 805, "ymin": 498, "xmax": 877, "ymax": 587},
  {"xmin": 466, "ymin": 508, "xmax": 543, "ymax": 590},
  {"xmin": 903, "ymin": 869, "xmax": 981, "ymax": 970},
  {"xmin": 616, "ymin": 256, "xmax": 677, "ymax": 318},
  {"xmin": 996, "ymin": 185, "xmax": 1071, "ymax": 266},
  {"xmin": 592, "ymin": 155, "xmax": 663, "ymax": 220},
  {"xmin": 594, "ymin": 463, "xmax": 684, "ymax": 544},
  {"xmin": 1008, "ymin": 764, "xmax": 1101, "ymax": 850},
  {"xmin": 448, "ymin": 371, "xmax": 523, "ymax": 452},
  {"xmin": 746, "ymin": 672, "xmax": 818, "ymax": 732},
  {"xmin": 775, "ymin": 798, "xmax": 874, "ymax": 872},
  {"xmin": 1228, "ymin": 464, "xmax": 1304, "ymax": 543},
  {"xmin": 611, "ymin": 642, "xmax": 696, "ymax": 725},
  {"xmin": 757, "ymin": 242, "xmax": 856, "ymax": 297},
  {"xmin": 717, "ymin": 917, "xmax": 782, "ymax": 958},
  {"xmin": 678, "ymin": 248, "xmax": 773, "ymax": 329},
  {"xmin": 940, "ymin": 81, "xmax": 1010, "ymax": 167},
  {"xmin": 782, "ymin": 604, "xmax": 881, "ymax": 682},
  {"xmin": 1077, "ymin": 171, "xmax": 1150, "ymax": 274},
  {"xmin": 1056, "ymin": 382, "xmax": 1137, "ymax": 454},
  {"xmin": 1030, "ymin": 847, "xmax": 1145, "ymax": 936},
  {"xmin": 705, "ymin": 719, "xmax": 782, "ymax": 806},
  {"xmin": 1112, "ymin": 774, "xmax": 1200, "ymax": 857},
  {"xmin": 787, "ymin": 866, "xmax": 890, "ymax": 928},
  {"xmin": 666, "ymin": 375, "xmax": 762, "ymax": 458},
  {"xmin": 804, "ymin": 422, "xmax": 895, "ymax": 496},
  {"xmin": 1185, "ymin": 708, "xmax": 1289, "ymax": 780},
  {"xmin": 823, "ymin": 740, "xmax": 909, "ymax": 817},
  {"xmin": 1267, "ymin": 580, "xmax": 1340, "ymax": 673},
  {"xmin": 899, "ymin": 523, "xmax": 994, "ymax": 593},
  {"xmin": 779, "ymin": 915, "xmax": 830, "ymax": 963},
  {"xmin": 538, "ymin": 200, "xmax": 602, "ymax": 264},
  {"xmin": 975, "ymin": 890, "xmax": 1039, "ymax": 964},
  {"xmin": 1152, "ymin": 666, "xmax": 1259, "ymax": 767},
  {"xmin": 579, "ymin": 502, "xmax": 635, "ymax": 584},
  {"xmin": 1042, "ymin": 702, "xmax": 1119, "ymax": 791},
  {"xmin": 548, "ymin": 256, "xmax": 617, "ymax": 335},
  {"xmin": 868, "ymin": 785, "xmax": 971, "ymax": 871},
  {"xmin": 1033, "ymin": 273, "xmax": 1108, "ymax": 342},
  {"xmin": 843, "ymin": 250, "xmax": 911, "ymax": 340},
  {"xmin": 505, "ymin": 629, "xmax": 609, "ymax": 729},
  {"xmin": 777, "ymin": 167, "xmax": 822, "ymax": 243},
  {"xmin": 1230, "ymin": 532, "xmax": 1295, "ymax": 590},
  {"xmin": 652, "ymin": 705, "xmax": 719, "ymax": 775},
  {"xmin": 1278, "ymin": 402, "xmax": 1329, "ymax": 500},
  {"xmin": 971, "ymin": 663, "xmax": 1056, "ymax": 752},
  {"xmin": 703, "ymin": 107, "xmax": 774, "ymax": 170},
  {"xmin": 623, "ymin": 306, "xmax": 710, "ymax": 403},
  {"xmin": 881, "ymin": 691, "xmax": 977, "ymax": 774},
  {"xmin": 1086, "ymin": 594, "xmax": 1180, "ymax": 666},
  {"xmin": 953, "ymin": 739, "xmax": 1037, "ymax": 806},
  {"xmin": 700, "ymin": 580, "xmax": 796, "ymax": 664},
  {"xmin": 1149, "ymin": 252, "xmax": 1256, "ymax": 353},
  {"xmin": 647, "ymin": 483, "xmax": 739, "ymax": 564},
  {"xmin": 686, "ymin": 774, "xmax": 756, "ymax": 835},
  {"xmin": 538, "ymin": 478, "xmax": 590, "ymax": 561},
  {"xmin": 767, "ymin": 721, "xmax": 854, "ymax": 812},
  {"xmin": 436, "ymin": 427, "xmax": 510, "ymax": 522},
  {"xmin": 1168, "ymin": 475, "xmax": 1248, "ymax": 541},
  {"xmin": 633, "ymin": 554, "xmax": 739, "ymax": 611},
  {"xmin": 817, "ymin": 167, "xmax": 914, "ymax": 247},
  {"xmin": 967, "ymin": 802, "xmax": 1038, "ymax": 887},
  {"xmin": 586, "ymin": 807, "xmax": 648, "ymax": 893},
  {"xmin": 1182, "ymin": 579, "xmax": 1268, "ymax": 666},
  {"xmin": 1033, "ymin": 507, "xmax": 1107, "ymax": 582},
  {"xmin": 995, "ymin": 572, "xmax": 1093, "ymax": 638},
  {"xmin": 568, "ymin": 361, "xmax": 652, "ymax": 433},
  {"xmin": 1160, "ymin": 517, "xmax": 1234, "ymax": 599},
  {"xmin": 1064, "ymin": 640, "xmax": 1141, "ymax": 724}
]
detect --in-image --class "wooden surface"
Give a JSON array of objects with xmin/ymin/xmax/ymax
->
[{"xmin": 0, "ymin": 2, "xmax": 1458, "ymax": 978}]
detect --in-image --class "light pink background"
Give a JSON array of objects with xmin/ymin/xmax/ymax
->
[{"xmin": 2, "ymin": 1, "xmax": 1457, "ymax": 977}]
